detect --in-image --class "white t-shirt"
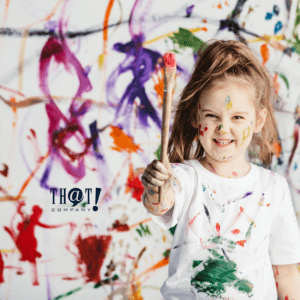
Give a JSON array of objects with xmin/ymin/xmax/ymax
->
[{"xmin": 151, "ymin": 160, "xmax": 300, "ymax": 300}]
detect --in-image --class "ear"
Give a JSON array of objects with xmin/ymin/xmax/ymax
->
[{"xmin": 253, "ymin": 107, "xmax": 267, "ymax": 134}]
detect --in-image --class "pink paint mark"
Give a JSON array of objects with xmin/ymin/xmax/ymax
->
[
  {"xmin": 232, "ymin": 171, "xmax": 237, "ymax": 177},
  {"xmin": 163, "ymin": 52, "xmax": 176, "ymax": 68},
  {"xmin": 188, "ymin": 212, "xmax": 201, "ymax": 226},
  {"xmin": 231, "ymin": 229, "xmax": 240, "ymax": 235},
  {"xmin": 0, "ymin": 252, "xmax": 4, "ymax": 284}
]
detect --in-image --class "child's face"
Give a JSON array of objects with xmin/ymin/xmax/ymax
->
[{"xmin": 193, "ymin": 80, "xmax": 266, "ymax": 163}]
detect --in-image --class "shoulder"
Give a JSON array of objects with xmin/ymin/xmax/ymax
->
[{"xmin": 254, "ymin": 164, "xmax": 287, "ymax": 187}]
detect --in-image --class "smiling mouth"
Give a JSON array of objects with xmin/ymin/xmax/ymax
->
[{"xmin": 213, "ymin": 139, "xmax": 234, "ymax": 146}]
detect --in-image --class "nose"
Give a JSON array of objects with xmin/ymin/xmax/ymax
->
[{"xmin": 216, "ymin": 122, "xmax": 229, "ymax": 135}]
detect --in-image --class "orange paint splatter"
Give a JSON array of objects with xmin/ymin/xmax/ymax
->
[
  {"xmin": 266, "ymin": 204, "xmax": 270, "ymax": 207},
  {"xmin": 273, "ymin": 73, "xmax": 280, "ymax": 95},
  {"xmin": 137, "ymin": 257, "xmax": 169, "ymax": 279},
  {"xmin": 152, "ymin": 66, "xmax": 164, "ymax": 108},
  {"xmin": 216, "ymin": 223, "xmax": 220, "ymax": 236},
  {"xmin": 231, "ymin": 229, "xmax": 240, "ymax": 235},
  {"xmin": 261, "ymin": 43, "xmax": 270, "ymax": 65},
  {"xmin": 110, "ymin": 126, "xmax": 143, "ymax": 153},
  {"xmin": 103, "ymin": 0, "xmax": 115, "ymax": 57},
  {"xmin": 217, "ymin": 4, "xmax": 222, "ymax": 9},
  {"xmin": 273, "ymin": 141, "xmax": 282, "ymax": 158},
  {"xmin": 125, "ymin": 163, "xmax": 144, "ymax": 201},
  {"xmin": 225, "ymin": 1, "xmax": 229, "ymax": 5},
  {"xmin": 240, "ymin": 207, "xmax": 244, "ymax": 212},
  {"xmin": 202, "ymin": 19, "xmax": 207, "ymax": 23},
  {"xmin": 236, "ymin": 240, "xmax": 246, "ymax": 247}
]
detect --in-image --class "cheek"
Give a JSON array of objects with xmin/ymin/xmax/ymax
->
[{"xmin": 198, "ymin": 123, "xmax": 208, "ymax": 136}]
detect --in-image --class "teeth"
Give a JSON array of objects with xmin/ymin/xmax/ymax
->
[{"xmin": 215, "ymin": 139, "xmax": 232, "ymax": 145}]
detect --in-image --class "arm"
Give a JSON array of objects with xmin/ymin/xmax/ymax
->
[
  {"xmin": 272, "ymin": 264, "xmax": 300, "ymax": 299},
  {"xmin": 141, "ymin": 159, "xmax": 175, "ymax": 217}
]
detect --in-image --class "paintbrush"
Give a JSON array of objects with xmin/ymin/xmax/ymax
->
[{"xmin": 158, "ymin": 52, "xmax": 176, "ymax": 203}]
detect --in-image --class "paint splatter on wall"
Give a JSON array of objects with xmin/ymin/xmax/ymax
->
[{"xmin": 0, "ymin": 0, "xmax": 300, "ymax": 298}]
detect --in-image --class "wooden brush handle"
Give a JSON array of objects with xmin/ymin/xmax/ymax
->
[{"xmin": 159, "ymin": 54, "xmax": 176, "ymax": 203}]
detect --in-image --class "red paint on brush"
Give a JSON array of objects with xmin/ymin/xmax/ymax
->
[{"xmin": 163, "ymin": 53, "xmax": 176, "ymax": 68}]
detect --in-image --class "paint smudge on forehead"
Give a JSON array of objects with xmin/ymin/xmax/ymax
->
[{"xmin": 225, "ymin": 95, "xmax": 232, "ymax": 109}]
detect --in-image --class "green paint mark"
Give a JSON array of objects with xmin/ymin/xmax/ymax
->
[
  {"xmin": 168, "ymin": 27, "xmax": 206, "ymax": 53},
  {"xmin": 136, "ymin": 223, "xmax": 151, "ymax": 237},
  {"xmin": 193, "ymin": 260, "xmax": 204, "ymax": 268},
  {"xmin": 245, "ymin": 222, "xmax": 254, "ymax": 239},
  {"xmin": 279, "ymin": 73, "xmax": 289, "ymax": 90},
  {"xmin": 233, "ymin": 279, "xmax": 254, "ymax": 293},
  {"xmin": 218, "ymin": 124, "xmax": 223, "ymax": 130},
  {"xmin": 163, "ymin": 249, "xmax": 170, "ymax": 258},
  {"xmin": 53, "ymin": 287, "xmax": 83, "ymax": 299},
  {"xmin": 94, "ymin": 274, "xmax": 119, "ymax": 289},
  {"xmin": 154, "ymin": 145, "xmax": 161, "ymax": 160},
  {"xmin": 190, "ymin": 249, "xmax": 253, "ymax": 296},
  {"xmin": 169, "ymin": 224, "xmax": 177, "ymax": 236},
  {"xmin": 81, "ymin": 202, "xmax": 87, "ymax": 207}
]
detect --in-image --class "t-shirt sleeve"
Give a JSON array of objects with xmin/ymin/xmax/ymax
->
[
  {"xmin": 150, "ymin": 162, "xmax": 195, "ymax": 230},
  {"xmin": 269, "ymin": 177, "xmax": 300, "ymax": 265}
]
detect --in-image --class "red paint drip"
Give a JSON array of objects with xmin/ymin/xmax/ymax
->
[
  {"xmin": 76, "ymin": 235, "xmax": 112, "ymax": 283},
  {"xmin": 111, "ymin": 220, "xmax": 129, "ymax": 232},
  {"xmin": 0, "ymin": 164, "xmax": 8, "ymax": 177},
  {"xmin": 163, "ymin": 52, "xmax": 176, "ymax": 68}
]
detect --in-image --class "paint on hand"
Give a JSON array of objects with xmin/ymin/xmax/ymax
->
[{"xmin": 225, "ymin": 95, "xmax": 232, "ymax": 109}]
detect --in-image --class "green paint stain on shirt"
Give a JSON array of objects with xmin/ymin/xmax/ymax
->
[{"xmin": 191, "ymin": 248, "xmax": 253, "ymax": 296}]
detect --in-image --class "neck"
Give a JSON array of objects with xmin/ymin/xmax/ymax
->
[{"xmin": 199, "ymin": 156, "xmax": 251, "ymax": 178}]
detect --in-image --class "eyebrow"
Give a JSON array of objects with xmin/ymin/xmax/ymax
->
[{"xmin": 201, "ymin": 109, "xmax": 249, "ymax": 115}]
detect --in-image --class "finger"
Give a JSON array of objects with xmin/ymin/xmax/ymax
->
[
  {"xmin": 152, "ymin": 159, "xmax": 168, "ymax": 174},
  {"xmin": 147, "ymin": 167, "xmax": 169, "ymax": 181},
  {"xmin": 144, "ymin": 169, "xmax": 167, "ymax": 186},
  {"xmin": 141, "ymin": 172, "xmax": 164, "ymax": 188}
]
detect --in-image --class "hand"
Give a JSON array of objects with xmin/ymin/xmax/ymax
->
[{"xmin": 141, "ymin": 159, "xmax": 173, "ymax": 194}]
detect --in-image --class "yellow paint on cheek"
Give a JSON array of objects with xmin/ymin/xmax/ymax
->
[{"xmin": 240, "ymin": 126, "xmax": 250, "ymax": 146}]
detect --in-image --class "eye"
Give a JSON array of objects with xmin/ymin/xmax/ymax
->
[
  {"xmin": 234, "ymin": 116, "xmax": 243, "ymax": 120},
  {"xmin": 206, "ymin": 114, "xmax": 218, "ymax": 118}
]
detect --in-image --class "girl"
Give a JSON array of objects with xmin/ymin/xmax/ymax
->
[{"xmin": 141, "ymin": 40, "xmax": 300, "ymax": 299}]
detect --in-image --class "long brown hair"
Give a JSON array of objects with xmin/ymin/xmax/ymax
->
[{"xmin": 168, "ymin": 39, "xmax": 279, "ymax": 168}]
